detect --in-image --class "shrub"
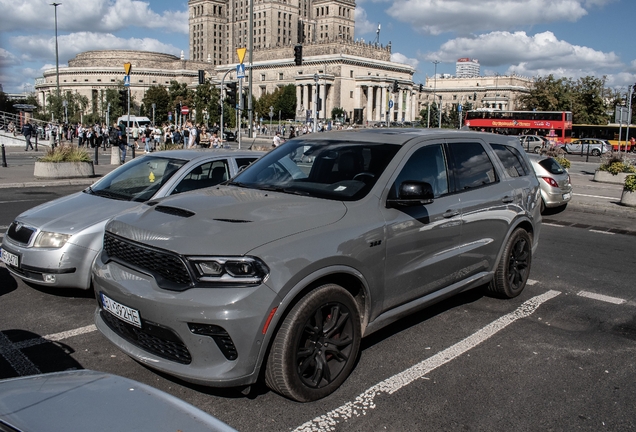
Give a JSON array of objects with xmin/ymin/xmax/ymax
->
[
  {"xmin": 599, "ymin": 161, "xmax": 636, "ymax": 175},
  {"xmin": 38, "ymin": 144, "xmax": 91, "ymax": 163},
  {"xmin": 625, "ymin": 175, "xmax": 636, "ymax": 192},
  {"xmin": 555, "ymin": 156, "xmax": 571, "ymax": 169}
]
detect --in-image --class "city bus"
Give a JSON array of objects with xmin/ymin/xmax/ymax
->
[
  {"xmin": 571, "ymin": 124, "xmax": 636, "ymax": 152},
  {"xmin": 465, "ymin": 110, "xmax": 572, "ymax": 143}
]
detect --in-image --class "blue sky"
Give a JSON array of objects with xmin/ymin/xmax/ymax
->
[{"xmin": 1, "ymin": 0, "xmax": 635, "ymax": 96}]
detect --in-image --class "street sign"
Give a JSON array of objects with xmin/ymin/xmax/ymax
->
[
  {"xmin": 123, "ymin": 75, "xmax": 130, "ymax": 87},
  {"xmin": 181, "ymin": 106, "xmax": 189, "ymax": 115},
  {"xmin": 616, "ymin": 106, "xmax": 629, "ymax": 124},
  {"xmin": 388, "ymin": 100, "xmax": 394, "ymax": 109},
  {"xmin": 168, "ymin": 111, "xmax": 172, "ymax": 120},
  {"xmin": 124, "ymin": 62, "xmax": 132, "ymax": 75},
  {"xmin": 236, "ymin": 64, "xmax": 245, "ymax": 79},
  {"xmin": 458, "ymin": 104, "xmax": 462, "ymax": 112},
  {"xmin": 236, "ymin": 47, "xmax": 247, "ymax": 64}
]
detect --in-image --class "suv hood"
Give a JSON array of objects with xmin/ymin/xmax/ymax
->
[
  {"xmin": 15, "ymin": 191, "xmax": 139, "ymax": 234},
  {"xmin": 106, "ymin": 186, "xmax": 347, "ymax": 256}
]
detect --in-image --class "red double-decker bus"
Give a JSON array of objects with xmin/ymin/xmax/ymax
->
[{"xmin": 465, "ymin": 110, "xmax": 572, "ymax": 143}]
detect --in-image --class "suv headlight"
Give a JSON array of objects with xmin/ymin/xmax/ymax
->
[
  {"xmin": 33, "ymin": 231, "xmax": 72, "ymax": 248},
  {"xmin": 188, "ymin": 256, "xmax": 269, "ymax": 285}
]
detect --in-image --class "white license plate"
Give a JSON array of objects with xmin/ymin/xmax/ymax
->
[
  {"xmin": 562, "ymin": 192, "xmax": 572, "ymax": 200},
  {"xmin": 1, "ymin": 248, "xmax": 19, "ymax": 267},
  {"xmin": 101, "ymin": 293, "xmax": 142, "ymax": 328}
]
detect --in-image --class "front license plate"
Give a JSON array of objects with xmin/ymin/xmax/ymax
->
[
  {"xmin": 562, "ymin": 192, "xmax": 572, "ymax": 200},
  {"xmin": 101, "ymin": 293, "xmax": 142, "ymax": 328},
  {"xmin": 1, "ymin": 248, "xmax": 19, "ymax": 267}
]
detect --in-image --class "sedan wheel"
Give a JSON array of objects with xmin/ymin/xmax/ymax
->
[
  {"xmin": 265, "ymin": 284, "xmax": 361, "ymax": 402},
  {"xmin": 591, "ymin": 149, "xmax": 601, "ymax": 156},
  {"xmin": 487, "ymin": 228, "xmax": 532, "ymax": 298}
]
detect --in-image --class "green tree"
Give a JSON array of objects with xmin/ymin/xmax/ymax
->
[
  {"xmin": 142, "ymin": 85, "xmax": 171, "ymax": 125},
  {"xmin": 571, "ymin": 76, "xmax": 608, "ymax": 124},
  {"xmin": 518, "ymin": 74, "xmax": 574, "ymax": 112},
  {"xmin": 331, "ymin": 107, "xmax": 346, "ymax": 121}
]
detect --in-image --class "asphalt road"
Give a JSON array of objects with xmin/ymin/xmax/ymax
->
[{"xmin": 1, "ymin": 186, "xmax": 635, "ymax": 431}]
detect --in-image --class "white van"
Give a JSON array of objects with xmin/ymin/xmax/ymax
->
[{"xmin": 116, "ymin": 116, "xmax": 152, "ymax": 131}]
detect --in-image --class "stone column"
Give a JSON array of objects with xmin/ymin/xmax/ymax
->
[
  {"xmin": 319, "ymin": 84, "xmax": 326, "ymax": 119},
  {"xmin": 374, "ymin": 87, "xmax": 381, "ymax": 122},
  {"xmin": 405, "ymin": 90, "xmax": 411, "ymax": 122},
  {"xmin": 366, "ymin": 86, "xmax": 373, "ymax": 122},
  {"xmin": 303, "ymin": 85, "xmax": 309, "ymax": 116},
  {"xmin": 380, "ymin": 86, "xmax": 388, "ymax": 122},
  {"xmin": 296, "ymin": 85, "xmax": 303, "ymax": 118}
]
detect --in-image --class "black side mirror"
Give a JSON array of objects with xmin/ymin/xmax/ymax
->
[{"xmin": 386, "ymin": 181, "xmax": 434, "ymax": 208}]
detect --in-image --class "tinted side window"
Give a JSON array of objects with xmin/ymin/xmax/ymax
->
[
  {"xmin": 448, "ymin": 142, "xmax": 497, "ymax": 190},
  {"xmin": 236, "ymin": 157, "xmax": 258, "ymax": 171},
  {"xmin": 390, "ymin": 144, "xmax": 448, "ymax": 198},
  {"xmin": 490, "ymin": 143, "xmax": 529, "ymax": 177},
  {"xmin": 172, "ymin": 159, "xmax": 230, "ymax": 194}
]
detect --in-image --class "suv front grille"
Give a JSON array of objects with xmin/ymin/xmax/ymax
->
[
  {"xmin": 100, "ymin": 309, "xmax": 192, "ymax": 364},
  {"xmin": 103, "ymin": 232, "xmax": 192, "ymax": 289},
  {"xmin": 7, "ymin": 222, "xmax": 36, "ymax": 245}
]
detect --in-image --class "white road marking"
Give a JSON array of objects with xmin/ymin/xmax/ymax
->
[
  {"xmin": 526, "ymin": 279, "xmax": 538, "ymax": 286},
  {"xmin": 573, "ymin": 193, "xmax": 616, "ymax": 200},
  {"xmin": 0, "ymin": 331, "xmax": 41, "ymax": 376},
  {"xmin": 0, "ymin": 200, "xmax": 39, "ymax": 204},
  {"xmin": 293, "ymin": 290, "xmax": 561, "ymax": 432},
  {"xmin": 0, "ymin": 324, "xmax": 97, "ymax": 375},
  {"xmin": 542, "ymin": 223, "xmax": 564, "ymax": 227},
  {"xmin": 577, "ymin": 291, "xmax": 626, "ymax": 305},
  {"xmin": 589, "ymin": 229, "xmax": 615, "ymax": 235}
]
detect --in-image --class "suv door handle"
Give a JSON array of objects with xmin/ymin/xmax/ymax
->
[
  {"xmin": 443, "ymin": 210, "xmax": 459, "ymax": 218},
  {"xmin": 502, "ymin": 196, "xmax": 514, "ymax": 203}
]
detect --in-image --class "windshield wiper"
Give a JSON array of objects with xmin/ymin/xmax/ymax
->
[
  {"xmin": 227, "ymin": 181, "xmax": 249, "ymax": 188},
  {"xmin": 255, "ymin": 185, "xmax": 309, "ymax": 196}
]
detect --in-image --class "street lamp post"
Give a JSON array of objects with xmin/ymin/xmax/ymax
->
[
  {"xmin": 432, "ymin": 60, "xmax": 440, "ymax": 129},
  {"xmin": 51, "ymin": 3, "xmax": 61, "ymax": 100}
]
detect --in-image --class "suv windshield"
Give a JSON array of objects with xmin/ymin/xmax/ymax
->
[
  {"xmin": 88, "ymin": 156, "xmax": 187, "ymax": 202},
  {"xmin": 230, "ymin": 140, "xmax": 400, "ymax": 201}
]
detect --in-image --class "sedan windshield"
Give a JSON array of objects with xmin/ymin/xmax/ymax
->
[
  {"xmin": 87, "ymin": 156, "xmax": 187, "ymax": 202},
  {"xmin": 230, "ymin": 139, "xmax": 400, "ymax": 201}
]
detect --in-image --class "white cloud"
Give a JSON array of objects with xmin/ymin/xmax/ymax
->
[
  {"xmin": 10, "ymin": 32, "xmax": 182, "ymax": 64},
  {"xmin": 0, "ymin": 48, "xmax": 20, "ymax": 68},
  {"xmin": 355, "ymin": 7, "xmax": 378, "ymax": 36},
  {"xmin": 391, "ymin": 52, "xmax": 419, "ymax": 69},
  {"xmin": 387, "ymin": 0, "xmax": 589, "ymax": 35},
  {"xmin": 423, "ymin": 31, "xmax": 621, "ymax": 80},
  {"xmin": 0, "ymin": 0, "xmax": 188, "ymax": 34}
]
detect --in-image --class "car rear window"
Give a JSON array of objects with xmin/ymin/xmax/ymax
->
[
  {"xmin": 490, "ymin": 143, "xmax": 530, "ymax": 177},
  {"xmin": 538, "ymin": 158, "xmax": 565, "ymax": 175}
]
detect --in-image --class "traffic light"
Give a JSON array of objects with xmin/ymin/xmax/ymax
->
[
  {"xmin": 294, "ymin": 44, "xmax": 302, "ymax": 66},
  {"xmin": 198, "ymin": 69, "xmax": 205, "ymax": 85},
  {"xmin": 226, "ymin": 82, "xmax": 237, "ymax": 106},
  {"xmin": 118, "ymin": 90, "xmax": 128, "ymax": 108},
  {"xmin": 473, "ymin": 92, "xmax": 477, "ymax": 102},
  {"xmin": 392, "ymin": 80, "xmax": 399, "ymax": 93},
  {"xmin": 419, "ymin": 84, "xmax": 423, "ymax": 92}
]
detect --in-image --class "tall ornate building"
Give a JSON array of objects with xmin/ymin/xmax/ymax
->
[{"xmin": 188, "ymin": 0, "xmax": 356, "ymax": 65}]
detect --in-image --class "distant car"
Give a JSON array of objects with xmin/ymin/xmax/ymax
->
[
  {"xmin": 564, "ymin": 138, "xmax": 612, "ymax": 156},
  {"xmin": 223, "ymin": 130, "xmax": 236, "ymax": 142},
  {"xmin": 1, "ymin": 149, "xmax": 263, "ymax": 290},
  {"xmin": 518, "ymin": 135, "xmax": 550, "ymax": 153},
  {"xmin": 527, "ymin": 153, "xmax": 572, "ymax": 213},
  {"xmin": 0, "ymin": 370, "xmax": 236, "ymax": 432}
]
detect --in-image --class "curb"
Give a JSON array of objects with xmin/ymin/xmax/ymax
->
[{"xmin": 0, "ymin": 177, "xmax": 99, "ymax": 189}]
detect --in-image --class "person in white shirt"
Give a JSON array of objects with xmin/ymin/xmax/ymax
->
[
  {"xmin": 272, "ymin": 131, "xmax": 281, "ymax": 147},
  {"xmin": 187, "ymin": 120, "xmax": 197, "ymax": 148}
]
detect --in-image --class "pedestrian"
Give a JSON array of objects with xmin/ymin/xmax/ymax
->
[
  {"xmin": 288, "ymin": 126, "xmax": 295, "ymax": 140},
  {"xmin": 272, "ymin": 131, "xmax": 281, "ymax": 147},
  {"xmin": 117, "ymin": 125, "xmax": 127, "ymax": 164},
  {"xmin": 187, "ymin": 120, "xmax": 197, "ymax": 148},
  {"xmin": 132, "ymin": 125, "xmax": 139, "ymax": 149},
  {"xmin": 630, "ymin": 137, "xmax": 635, "ymax": 151},
  {"xmin": 22, "ymin": 120, "xmax": 35, "ymax": 151}
]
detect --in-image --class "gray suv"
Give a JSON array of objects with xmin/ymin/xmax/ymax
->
[{"xmin": 93, "ymin": 129, "xmax": 541, "ymax": 402}]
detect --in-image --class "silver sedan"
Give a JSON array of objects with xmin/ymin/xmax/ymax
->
[
  {"xmin": 1, "ymin": 149, "xmax": 263, "ymax": 290},
  {"xmin": 527, "ymin": 153, "xmax": 572, "ymax": 213}
]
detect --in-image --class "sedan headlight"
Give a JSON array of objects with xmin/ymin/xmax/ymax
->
[
  {"xmin": 33, "ymin": 231, "xmax": 72, "ymax": 248},
  {"xmin": 188, "ymin": 256, "xmax": 269, "ymax": 285}
]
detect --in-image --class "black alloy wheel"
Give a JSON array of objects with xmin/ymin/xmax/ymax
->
[{"xmin": 488, "ymin": 228, "xmax": 532, "ymax": 298}]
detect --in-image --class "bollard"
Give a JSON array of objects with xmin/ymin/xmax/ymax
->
[
  {"xmin": 35, "ymin": 134, "xmax": 38, "ymax": 151},
  {"xmin": 1, "ymin": 144, "xmax": 7, "ymax": 167},
  {"xmin": 94, "ymin": 143, "xmax": 99, "ymax": 165},
  {"xmin": 131, "ymin": 143, "xmax": 135, "ymax": 159}
]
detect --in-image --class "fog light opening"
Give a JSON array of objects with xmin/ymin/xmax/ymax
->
[{"xmin": 43, "ymin": 274, "xmax": 56, "ymax": 283}]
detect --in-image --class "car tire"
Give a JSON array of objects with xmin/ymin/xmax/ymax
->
[
  {"xmin": 591, "ymin": 149, "xmax": 601, "ymax": 156},
  {"xmin": 533, "ymin": 146, "xmax": 542, "ymax": 154},
  {"xmin": 487, "ymin": 228, "xmax": 532, "ymax": 299},
  {"xmin": 540, "ymin": 198, "xmax": 546, "ymax": 214},
  {"xmin": 265, "ymin": 283, "xmax": 361, "ymax": 402}
]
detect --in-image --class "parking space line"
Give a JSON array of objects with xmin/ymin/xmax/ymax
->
[
  {"xmin": 589, "ymin": 229, "xmax": 615, "ymax": 235},
  {"xmin": 0, "ymin": 324, "xmax": 96, "ymax": 376},
  {"xmin": 542, "ymin": 223, "xmax": 564, "ymax": 228},
  {"xmin": 0, "ymin": 331, "xmax": 41, "ymax": 376},
  {"xmin": 577, "ymin": 291, "xmax": 625, "ymax": 305},
  {"xmin": 293, "ymin": 290, "xmax": 561, "ymax": 432},
  {"xmin": 526, "ymin": 279, "xmax": 538, "ymax": 286},
  {"xmin": 573, "ymin": 193, "xmax": 616, "ymax": 200}
]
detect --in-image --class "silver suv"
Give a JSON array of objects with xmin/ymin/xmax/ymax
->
[{"xmin": 93, "ymin": 129, "xmax": 541, "ymax": 402}]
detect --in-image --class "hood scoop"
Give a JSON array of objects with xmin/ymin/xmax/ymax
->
[
  {"xmin": 155, "ymin": 206, "xmax": 195, "ymax": 218},
  {"xmin": 213, "ymin": 218, "xmax": 252, "ymax": 223}
]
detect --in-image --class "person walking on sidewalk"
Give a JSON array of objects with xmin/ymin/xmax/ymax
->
[{"xmin": 22, "ymin": 120, "xmax": 35, "ymax": 151}]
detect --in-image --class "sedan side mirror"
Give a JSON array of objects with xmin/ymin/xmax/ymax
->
[{"xmin": 386, "ymin": 181, "xmax": 434, "ymax": 208}]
